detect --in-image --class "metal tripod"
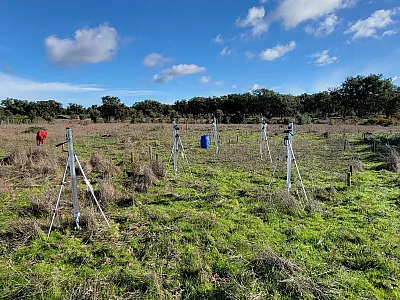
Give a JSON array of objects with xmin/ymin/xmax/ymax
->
[
  {"xmin": 267, "ymin": 123, "xmax": 308, "ymax": 201},
  {"xmin": 259, "ymin": 118, "xmax": 272, "ymax": 163},
  {"xmin": 168, "ymin": 120, "xmax": 191, "ymax": 176},
  {"xmin": 47, "ymin": 127, "xmax": 110, "ymax": 239}
]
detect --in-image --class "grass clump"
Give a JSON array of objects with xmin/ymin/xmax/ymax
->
[
  {"xmin": 0, "ymin": 147, "xmax": 58, "ymax": 175},
  {"xmin": 97, "ymin": 176, "xmax": 123, "ymax": 207},
  {"xmin": 125, "ymin": 160, "xmax": 165, "ymax": 192},
  {"xmin": 263, "ymin": 188, "xmax": 319, "ymax": 216},
  {"xmin": 87, "ymin": 152, "xmax": 119, "ymax": 176},
  {"xmin": 378, "ymin": 144, "xmax": 400, "ymax": 172},
  {"xmin": 250, "ymin": 248, "xmax": 334, "ymax": 299}
]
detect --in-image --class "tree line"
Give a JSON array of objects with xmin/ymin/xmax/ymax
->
[{"xmin": 1, "ymin": 73, "xmax": 399, "ymax": 124}]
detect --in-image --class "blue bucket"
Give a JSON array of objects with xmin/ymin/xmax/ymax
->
[{"xmin": 200, "ymin": 135, "xmax": 210, "ymax": 149}]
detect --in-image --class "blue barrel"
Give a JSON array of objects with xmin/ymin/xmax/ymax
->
[{"xmin": 200, "ymin": 135, "xmax": 210, "ymax": 149}]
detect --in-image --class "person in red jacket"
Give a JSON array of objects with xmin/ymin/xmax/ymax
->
[{"xmin": 36, "ymin": 130, "xmax": 48, "ymax": 146}]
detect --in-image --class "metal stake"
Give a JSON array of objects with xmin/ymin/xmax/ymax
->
[
  {"xmin": 66, "ymin": 127, "xmax": 80, "ymax": 229},
  {"xmin": 286, "ymin": 122, "xmax": 293, "ymax": 192}
]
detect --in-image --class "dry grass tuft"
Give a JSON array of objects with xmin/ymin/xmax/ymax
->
[
  {"xmin": 0, "ymin": 147, "xmax": 59, "ymax": 175},
  {"xmin": 264, "ymin": 187, "xmax": 319, "ymax": 216},
  {"xmin": 266, "ymin": 189, "xmax": 303, "ymax": 216},
  {"xmin": 148, "ymin": 159, "xmax": 166, "ymax": 179},
  {"xmin": 0, "ymin": 218, "xmax": 45, "ymax": 246},
  {"xmin": 252, "ymin": 248, "xmax": 300, "ymax": 277},
  {"xmin": 378, "ymin": 144, "xmax": 400, "ymax": 172},
  {"xmin": 89, "ymin": 152, "xmax": 106, "ymax": 172},
  {"xmin": 0, "ymin": 180, "xmax": 13, "ymax": 195},
  {"xmin": 125, "ymin": 163, "xmax": 159, "ymax": 192},
  {"xmin": 251, "ymin": 248, "xmax": 333, "ymax": 299},
  {"xmin": 350, "ymin": 155, "xmax": 364, "ymax": 172},
  {"xmin": 88, "ymin": 152, "xmax": 119, "ymax": 176},
  {"xmin": 97, "ymin": 176, "xmax": 122, "ymax": 206}
]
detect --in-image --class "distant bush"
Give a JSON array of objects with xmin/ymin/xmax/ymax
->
[
  {"xmin": 23, "ymin": 126, "xmax": 46, "ymax": 133},
  {"xmin": 363, "ymin": 117, "xmax": 398, "ymax": 126},
  {"xmin": 295, "ymin": 112, "xmax": 312, "ymax": 125}
]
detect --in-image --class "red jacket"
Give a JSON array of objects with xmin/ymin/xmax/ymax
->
[{"xmin": 36, "ymin": 130, "xmax": 48, "ymax": 146}]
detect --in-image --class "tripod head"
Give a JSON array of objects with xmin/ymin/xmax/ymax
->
[
  {"xmin": 173, "ymin": 123, "xmax": 180, "ymax": 137},
  {"xmin": 55, "ymin": 127, "xmax": 73, "ymax": 152},
  {"xmin": 283, "ymin": 123, "xmax": 294, "ymax": 144}
]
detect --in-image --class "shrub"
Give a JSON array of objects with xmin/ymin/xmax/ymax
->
[
  {"xmin": 295, "ymin": 112, "xmax": 312, "ymax": 125},
  {"xmin": 378, "ymin": 144, "xmax": 400, "ymax": 172},
  {"xmin": 22, "ymin": 126, "xmax": 46, "ymax": 133}
]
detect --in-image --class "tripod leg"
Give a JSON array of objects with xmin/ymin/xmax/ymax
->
[
  {"xmin": 259, "ymin": 131, "xmax": 264, "ymax": 160},
  {"xmin": 47, "ymin": 155, "xmax": 69, "ymax": 239},
  {"xmin": 173, "ymin": 135, "xmax": 178, "ymax": 176},
  {"xmin": 165, "ymin": 144, "xmax": 174, "ymax": 176},
  {"xmin": 266, "ymin": 136, "xmax": 273, "ymax": 163},
  {"xmin": 178, "ymin": 136, "xmax": 193, "ymax": 177},
  {"xmin": 75, "ymin": 155, "xmax": 111, "ymax": 228},
  {"xmin": 267, "ymin": 142, "xmax": 285, "ymax": 194},
  {"xmin": 288, "ymin": 141, "xmax": 309, "ymax": 202},
  {"xmin": 167, "ymin": 144, "xmax": 174, "ymax": 165}
]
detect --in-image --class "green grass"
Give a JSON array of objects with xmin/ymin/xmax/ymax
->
[{"xmin": 0, "ymin": 123, "xmax": 399, "ymax": 299}]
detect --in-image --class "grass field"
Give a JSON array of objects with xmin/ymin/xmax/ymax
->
[{"xmin": 0, "ymin": 121, "xmax": 399, "ymax": 299}]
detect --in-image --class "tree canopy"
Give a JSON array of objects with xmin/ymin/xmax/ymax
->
[{"xmin": 1, "ymin": 73, "xmax": 399, "ymax": 124}]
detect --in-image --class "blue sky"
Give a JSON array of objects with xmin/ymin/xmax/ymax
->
[{"xmin": 0, "ymin": 0, "xmax": 399, "ymax": 107}]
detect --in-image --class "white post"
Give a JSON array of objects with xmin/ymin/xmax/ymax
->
[
  {"xmin": 212, "ymin": 116, "xmax": 219, "ymax": 153},
  {"xmin": 286, "ymin": 123, "xmax": 294, "ymax": 192},
  {"xmin": 66, "ymin": 127, "xmax": 80, "ymax": 229},
  {"xmin": 260, "ymin": 118, "xmax": 266, "ymax": 160}
]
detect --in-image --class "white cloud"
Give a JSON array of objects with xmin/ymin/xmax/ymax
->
[
  {"xmin": 345, "ymin": 8, "xmax": 399, "ymax": 39},
  {"xmin": 143, "ymin": 53, "xmax": 170, "ymax": 67},
  {"xmin": 232, "ymin": 85, "xmax": 237, "ymax": 88},
  {"xmin": 45, "ymin": 24, "xmax": 119, "ymax": 65},
  {"xmin": 392, "ymin": 76, "xmax": 399, "ymax": 84},
  {"xmin": 270, "ymin": 85, "xmax": 282, "ymax": 91},
  {"xmin": 236, "ymin": 6, "xmax": 269, "ymax": 36},
  {"xmin": 151, "ymin": 64, "xmax": 206, "ymax": 83},
  {"xmin": 260, "ymin": 41, "xmax": 296, "ymax": 61},
  {"xmin": 274, "ymin": 0, "xmax": 353, "ymax": 29},
  {"xmin": 199, "ymin": 76, "xmax": 211, "ymax": 83},
  {"xmin": 248, "ymin": 83, "xmax": 263, "ymax": 92},
  {"xmin": 220, "ymin": 47, "xmax": 231, "ymax": 56},
  {"xmin": 245, "ymin": 51, "xmax": 256, "ymax": 59},
  {"xmin": 312, "ymin": 50, "xmax": 338, "ymax": 66},
  {"xmin": 0, "ymin": 73, "xmax": 156, "ymax": 101},
  {"xmin": 215, "ymin": 81, "xmax": 223, "ymax": 86},
  {"xmin": 305, "ymin": 14, "xmax": 339, "ymax": 36},
  {"xmin": 260, "ymin": 0, "xmax": 268, "ymax": 3},
  {"xmin": 0, "ymin": 73, "xmax": 102, "ymax": 93},
  {"xmin": 105, "ymin": 89, "xmax": 157, "ymax": 96},
  {"xmin": 382, "ymin": 28, "xmax": 398, "ymax": 37},
  {"xmin": 213, "ymin": 34, "xmax": 224, "ymax": 44}
]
